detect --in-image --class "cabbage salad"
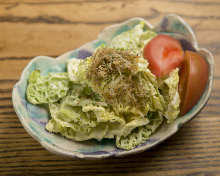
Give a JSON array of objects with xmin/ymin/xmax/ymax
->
[{"xmin": 26, "ymin": 22, "xmax": 180, "ymax": 150}]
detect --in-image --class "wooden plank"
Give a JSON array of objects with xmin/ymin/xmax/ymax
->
[{"xmin": 0, "ymin": 24, "xmax": 219, "ymax": 57}]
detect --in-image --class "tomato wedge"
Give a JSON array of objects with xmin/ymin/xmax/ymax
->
[
  {"xmin": 179, "ymin": 51, "xmax": 209, "ymax": 115},
  {"xmin": 143, "ymin": 34, "xmax": 184, "ymax": 78}
]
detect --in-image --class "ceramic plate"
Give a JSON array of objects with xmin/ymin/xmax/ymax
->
[{"xmin": 12, "ymin": 14, "xmax": 214, "ymax": 159}]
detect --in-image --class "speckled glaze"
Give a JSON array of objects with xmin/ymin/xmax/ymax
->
[{"xmin": 12, "ymin": 14, "xmax": 214, "ymax": 159}]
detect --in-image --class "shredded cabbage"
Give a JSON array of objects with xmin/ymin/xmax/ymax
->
[
  {"xmin": 159, "ymin": 68, "xmax": 180, "ymax": 123},
  {"xmin": 26, "ymin": 70, "xmax": 69, "ymax": 104},
  {"xmin": 26, "ymin": 21, "xmax": 180, "ymax": 150},
  {"xmin": 110, "ymin": 22, "xmax": 157, "ymax": 55},
  {"xmin": 46, "ymin": 84, "xmax": 126, "ymax": 141},
  {"xmin": 116, "ymin": 112, "xmax": 163, "ymax": 150}
]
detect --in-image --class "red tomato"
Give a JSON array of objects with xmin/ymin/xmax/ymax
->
[
  {"xmin": 179, "ymin": 51, "xmax": 209, "ymax": 115},
  {"xmin": 143, "ymin": 34, "xmax": 184, "ymax": 77}
]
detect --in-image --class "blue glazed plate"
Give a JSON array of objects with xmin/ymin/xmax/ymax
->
[{"xmin": 12, "ymin": 14, "xmax": 214, "ymax": 159}]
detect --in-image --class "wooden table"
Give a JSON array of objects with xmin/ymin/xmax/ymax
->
[{"xmin": 0, "ymin": 0, "xmax": 220, "ymax": 175}]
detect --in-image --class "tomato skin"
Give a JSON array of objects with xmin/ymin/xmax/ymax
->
[
  {"xmin": 143, "ymin": 34, "xmax": 184, "ymax": 78},
  {"xmin": 179, "ymin": 51, "xmax": 209, "ymax": 115}
]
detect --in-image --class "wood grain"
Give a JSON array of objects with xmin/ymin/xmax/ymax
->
[{"xmin": 0, "ymin": 0, "xmax": 220, "ymax": 175}]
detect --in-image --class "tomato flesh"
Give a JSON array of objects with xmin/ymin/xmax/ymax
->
[
  {"xmin": 143, "ymin": 34, "xmax": 184, "ymax": 78},
  {"xmin": 179, "ymin": 51, "xmax": 209, "ymax": 115}
]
